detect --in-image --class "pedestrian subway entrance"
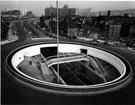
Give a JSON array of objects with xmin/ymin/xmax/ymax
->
[{"xmin": 8, "ymin": 42, "xmax": 132, "ymax": 95}]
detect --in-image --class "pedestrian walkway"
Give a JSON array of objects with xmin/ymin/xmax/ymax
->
[
  {"xmin": 1, "ymin": 24, "xmax": 18, "ymax": 45},
  {"xmin": 127, "ymin": 47, "xmax": 135, "ymax": 53}
]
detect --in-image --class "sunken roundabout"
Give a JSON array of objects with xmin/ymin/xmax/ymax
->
[{"xmin": 6, "ymin": 40, "xmax": 133, "ymax": 96}]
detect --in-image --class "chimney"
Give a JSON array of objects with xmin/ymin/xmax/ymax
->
[{"xmin": 107, "ymin": 10, "xmax": 110, "ymax": 17}]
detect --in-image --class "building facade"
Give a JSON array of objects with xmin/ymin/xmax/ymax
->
[
  {"xmin": 109, "ymin": 25, "xmax": 121, "ymax": 39},
  {"xmin": 76, "ymin": 8, "xmax": 91, "ymax": 17},
  {"xmin": 45, "ymin": 5, "xmax": 76, "ymax": 17},
  {"xmin": 1, "ymin": 10, "xmax": 21, "ymax": 16},
  {"xmin": 25, "ymin": 11, "xmax": 35, "ymax": 18}
]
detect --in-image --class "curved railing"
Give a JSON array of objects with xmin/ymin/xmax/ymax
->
[{"xmin": 11, "ymin": 43, "xmax": 126, "ymax": 85}]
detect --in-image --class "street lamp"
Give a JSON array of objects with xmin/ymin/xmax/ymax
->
[{"xmin": 56, "ymin": 0, "xmax": 59, "ymax": 83}]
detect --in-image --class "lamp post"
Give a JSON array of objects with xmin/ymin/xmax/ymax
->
[{"xmin": 56, "ymin": 0, "xmax": 59, "ymax": 83}]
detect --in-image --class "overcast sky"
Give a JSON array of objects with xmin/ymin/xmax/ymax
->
[{"xmin": 1, "ymin": 0, "xmax": 135, "ymax": 16}]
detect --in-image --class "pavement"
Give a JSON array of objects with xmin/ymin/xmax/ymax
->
[
  {"xmin": 1, "ymin": 24, "xmax": 18, "ymax": 45},
  {"xmin": 127, "ymin": 47, "xmax": 135, "ymax": 52}
]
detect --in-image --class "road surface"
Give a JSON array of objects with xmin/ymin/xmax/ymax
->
[{"xmin": 1, "ymin": 19, "xmax": 135, "ymax": 105}]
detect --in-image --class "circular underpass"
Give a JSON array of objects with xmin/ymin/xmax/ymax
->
[{"xmin": 6, "ymin": 41, "xmax": 133, "ymax": 95}]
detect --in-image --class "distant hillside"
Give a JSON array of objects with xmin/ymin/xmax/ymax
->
[{"xmin": 91, "ymin": 9, "xmax": 135, "ymax": 17}]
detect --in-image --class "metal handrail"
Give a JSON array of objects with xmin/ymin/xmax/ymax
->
[
  {"xmin": 46, "ymin": 53, "xmax": 84, "ymax": 61},
  {"xmin": 47, "ymin": 54, "xmax": 89, "ymax": 67}
]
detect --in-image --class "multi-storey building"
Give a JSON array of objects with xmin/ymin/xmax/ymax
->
[{"xmin": 45, "ymin": 5, "xmax": 76, "ymax": 17}]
